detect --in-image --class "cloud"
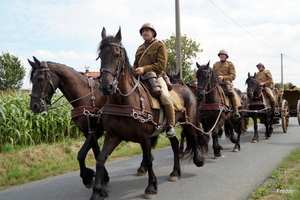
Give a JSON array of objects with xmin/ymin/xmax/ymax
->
[{"xmin": 34, "ymin": 50, "xmax": 57, "ymax": 59}]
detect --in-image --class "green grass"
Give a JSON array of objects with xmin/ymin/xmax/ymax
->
[
  {"xmin": 0, "ymin": 131, "xmax": 175, "ymax": 190},
  {"xmin": 248, "ymin": 148, "xmax": 300, "ymax": 200}
]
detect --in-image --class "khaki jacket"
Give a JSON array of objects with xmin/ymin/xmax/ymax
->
[
  {"xmin": 255, "ymin": 70, "xmax": 274, "ymax": 87},
  {"xmin": 213, "ymin": 61, "xmax": 236, "ymax": 83},
  {"xmin": 133, "ymin": 40, "xmax": 167, "ymax": 78}
]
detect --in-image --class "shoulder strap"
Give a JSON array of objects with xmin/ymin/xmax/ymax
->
[{"xmin": 138, "ymin": 40, "xmax": 158, "ymax": 65}]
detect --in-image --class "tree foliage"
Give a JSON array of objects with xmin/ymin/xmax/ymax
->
[
  {"xmin": 162, "ymin": 34, "xmax": 203, "ymax": 83},
  {"xmin": 0, "ymin": 51, "xmax": 26, "ymax": 91}
]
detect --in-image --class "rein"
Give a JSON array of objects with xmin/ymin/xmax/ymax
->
[{"xmin": 31, "ymin": 61, "xmax": 99, "ymax": 111}]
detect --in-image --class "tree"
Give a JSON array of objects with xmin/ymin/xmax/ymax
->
[
  {"xmin": 0, "ymin": 52, "xmax": 26, "ymax": 91},
  {"xmin": 162, "ymin": 34, "xmax": 203, "ymax": 83}
]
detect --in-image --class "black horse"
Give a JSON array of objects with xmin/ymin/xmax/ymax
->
[
  {"xmin": 195, "ymin": 62, "xmax": 245, "ymax": 157},
  {"xmin": 245, "ymin": 72, "xmax": 274, "ymax": 142}
]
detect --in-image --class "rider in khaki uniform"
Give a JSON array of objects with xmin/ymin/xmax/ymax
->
[
  {"xmin": 255, "ymin": 63, "xmax": 277, "ymax": 114},
  {"xmin": 289, "ymin": 83, "xmax": 298, "ymax": 91},
  {"xmin": 133, "ymin": 23, "xmax": 176, "ymax": 138},
  {"xmin": 213, "ymin": 49, "xmax": 242, "ymax": 120}
]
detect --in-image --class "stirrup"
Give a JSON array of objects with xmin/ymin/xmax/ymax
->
[{"xmin": 166, "ymin": 126, "xmax": 176, "ymax": 138}]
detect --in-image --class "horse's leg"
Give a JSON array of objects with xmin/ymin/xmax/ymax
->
[
  {"xmin": 233, "ymin": 122, "xmax": 242, "ymax": 152},
  {"xmin": 91, "ymin": 133, "xmax": 109, "ymax": 186},
  {"xmin": 137, "ymin": 137, "xmax": 156, "ymax": 176},
  {"xmin": 78, "ymin": 133, "xmax": 98, "ymax": 188},
  {"xmin": 265, "ymin": 112, "xmax": 274, "ymax": 139},
  {"xmin": 252, "ymin": 116, "xmax": 259, "ymax": 143},
  {"xmin": 212, "ymin": 122, "xmax": 224, "ymax": 158},
  {"xmin": 168, "ymin": 136, "xmax": 181, "ymax": 181},
  {"xmin": 140, "ymin": 139, "xmax": 158, "ymax": 199},
  {"xmin": 179, "ymin": 129, "xmax": 185, "ymax": 154},
  {"xmin": 90, "ymin": 135, "xmax": 121, "ymax": 200}
]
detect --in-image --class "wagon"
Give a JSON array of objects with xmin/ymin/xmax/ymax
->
[{"xmin": 282, "ymin": 90, "xmax": 300, "ymax": 127}]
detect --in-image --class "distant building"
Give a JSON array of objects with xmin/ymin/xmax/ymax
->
[{"xmin": 84, "ymin": 69, "xmax": 100, "ymax": 78}]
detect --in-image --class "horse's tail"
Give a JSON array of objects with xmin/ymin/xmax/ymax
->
[
  {"xmin": 196, "ymin": 130, "xmax": 209, "ymax": 154},
  {"xmin": 151, "ymin": 135, "xmax": 159, "ymax": 149},
  {"xmin": 182, "ymin": 129, "xmax": 209, "ymax": 159}
]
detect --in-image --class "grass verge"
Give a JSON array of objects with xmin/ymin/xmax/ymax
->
[
  {"xmin": 248, "ymin": 148, "xmax": 300, "ymax": 200},
  {"xmin": 0, "ymin": 132, "xmax": 172, "ymax": 191}
]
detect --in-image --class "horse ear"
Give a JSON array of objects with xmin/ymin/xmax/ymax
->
[
  {"xmin": 33, "ymin": 56, "xmax": 41, "ymax": 67},
  {"xmin": 115, "ymin": 26, "xmax": 122, "ymax": 42},
  {"xmin": 248, "ymin": 72, "xmax": 250, "ymax": 78},
  {"xmin": 176, "ymin": 70, "xmax": 180, "ymax": 77},
  {"xmin": 101, "ymin": 27, "xmax": 107, "ymax": 39},
  {"xmin": 196, "ymin": 62, "xmax": 200, "ymax": 69},
  {"xmin": 254, "ymin": 72, "xmax": 256, "ymax": 77},
  {"xmin": 206, "ymin": 60, "xmax": 210, "ymax": 67},
  {"xmin": 28, "ymin": 59, "xmax": 37, "ymax": 70}
]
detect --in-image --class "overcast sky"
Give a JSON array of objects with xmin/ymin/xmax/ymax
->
[{"xmin": 1, "ymin": 0, "xmax": 299, "ymax": 91}]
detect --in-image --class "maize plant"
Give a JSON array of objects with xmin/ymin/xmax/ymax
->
[{"xmin": 0, "ymin": 91, "xmax": 81, "ymax": 152}]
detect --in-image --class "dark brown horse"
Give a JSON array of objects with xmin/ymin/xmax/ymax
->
[
  {"xmin": 245, "ymin": 72, "xmax": 274, "ymax": 142},
  {"xmin": 195, "ymin": 62, "xmax": 244, "ymax": 158},
  {"xmin": 28, "ymin": 57, "xmax": 108, "ymax": 188},
  {"xmin": 168, "ymin": 72, "xmax": 210, "ymax": 153},
  {"xmin": 90, "ymin": 27, "xmax": 208, "ymax": 200}
]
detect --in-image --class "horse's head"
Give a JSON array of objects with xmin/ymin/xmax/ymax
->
[
  {"xmin": 97, "ymin": 27, "xmax": 126, "ymax": 95},
  {"xmin": 195, "ymin": 61, "xmax": 211, "ymax": 101},
  {"xmin": 29, "ymin": 56, "xmax": 57, "ymax": 113},
  {"xmin": 169, "ymin": 71, "xmax": 184, "ymax": 84},
  {"xmin": 245, "ymin": 72, "xmax": 258, "ymax": 100}
]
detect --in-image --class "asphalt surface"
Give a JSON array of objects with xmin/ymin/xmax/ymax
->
[{"xmin": 1, "ymin": 118, "xmax": 300, "ymax": 200}]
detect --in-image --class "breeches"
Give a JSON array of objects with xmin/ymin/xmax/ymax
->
[{"xmin": 157, "ymin": 77, "xmax": 173, "ymax": 105}]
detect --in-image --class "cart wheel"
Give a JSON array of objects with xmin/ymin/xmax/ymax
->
[
  {"xmin": 297, "ymin": 99, "xmax": 300, "ymax": 125},
  {"xmin": 281, "ymin": 99, "xmax": 289, "ymax": 133}
]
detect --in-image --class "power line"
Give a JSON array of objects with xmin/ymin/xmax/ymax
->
[{"xmin": 208, "ymin": 0, "xmax": 300, "ymax": 64}]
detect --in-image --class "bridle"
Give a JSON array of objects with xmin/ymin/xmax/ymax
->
[
  {"xmin": 247, "ymin": 77, "xmax": 263, "ymax": 99},
  {"xmin": 29, "ymin": 62, "xmax": 56, "ymax": 107},
  {"xmin": 99, "ymin": 42, "xmax": 140, "ymax": 96}
]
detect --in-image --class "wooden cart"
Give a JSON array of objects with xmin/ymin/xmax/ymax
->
[{"xmin": 279, "ymin": 90, "xmax": 300, "ymax": 132}]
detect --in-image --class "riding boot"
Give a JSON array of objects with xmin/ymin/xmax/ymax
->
[
  {"xmin": 230, "ymin": 96, "xmax": 241, "ymax": 120},
  {"xmin": 164, "ymin": 103, "xmax": 176, "ymax": 138}
]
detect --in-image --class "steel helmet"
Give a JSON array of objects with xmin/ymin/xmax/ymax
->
[
  {"xmin": 139, "ymin": 23, "xmax": 157, "ymax": 38},
  {"xmin": 218, "ymin": 49, "xmax": 229, "ymax": 58},
  {"xmin": 256, "ymin": 63, "xmax": 265, "ymax": 68}
]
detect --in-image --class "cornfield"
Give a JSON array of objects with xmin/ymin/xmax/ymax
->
[{"xmin": 0, "ymin": 91, "xmax": 81, "ymax": 152}]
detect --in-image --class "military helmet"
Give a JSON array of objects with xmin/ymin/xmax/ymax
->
[
  {"xmin": 139, "ymin": 23, "xmax": 157, "ymax": 38},
  {"xmin": 256, "ymin": 63, "xmax": 265, "ymax": 68},
  {"xmin": 218, "ymin": 49, "xmax": 229, "ymax": 58}
]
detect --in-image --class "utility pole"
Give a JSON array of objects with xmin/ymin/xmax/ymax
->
[
  {"xmin": 175, "ymin": 0, "xmax": 182, "ymax": 79},
  {"xmin": 281, "ymin": 53, "xmax": 284, "ymax": 91}
]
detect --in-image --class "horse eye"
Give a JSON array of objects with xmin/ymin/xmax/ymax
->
[
  {"xmin": 38, "ymin": 77, "xmax": 44, "ymax": 82},
  {"xmin": 115, "ymin": 54, "xmax": 120, "ymax": 58}
]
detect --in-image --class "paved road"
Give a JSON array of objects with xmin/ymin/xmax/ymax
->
[{"xmin": 1, "ymin": 118, "xmax": 300, "ymax": 200}]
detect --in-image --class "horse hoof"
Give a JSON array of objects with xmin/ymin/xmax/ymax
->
[
  {"xmin": 137, "ymin": 171, "xmax": 147, "ymax": 176},
  {"xmin": 145, "ymin": 193, "xmax": 156, "ymax": 199},
  {"xmin": 266, "ymin": 137, "xmax": 271, "ymax": 140},
  {"xmin": 252, "ymin": 140, "xmax": 258, "ymax": 143},
  {"xmin": 85, "ymin": 180, "xmax": 94, "ymax": 189},
  {"xmin": 232, "ymin": 148, "xmax": 239, "ymax": 152},
  {"xmin": 169, "ymin": 175, "xmax": 179, "ymax": 181}
]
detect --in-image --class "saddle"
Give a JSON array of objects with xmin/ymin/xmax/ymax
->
[{"xmin": 140, "ymin": 82, "xmax": 183, "ymax": 111}]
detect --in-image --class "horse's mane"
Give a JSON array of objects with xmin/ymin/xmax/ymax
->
[
  {"xmin": 97, "ymin": 35, "xmax": 133, "ymax": 79},
  {"xmin": 196, "ymin": 63, "xmax": 217, "ymax": 83},
  {"xmin": 30, "ymin": 61, "xmax": 85, "ymax": 82}
]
